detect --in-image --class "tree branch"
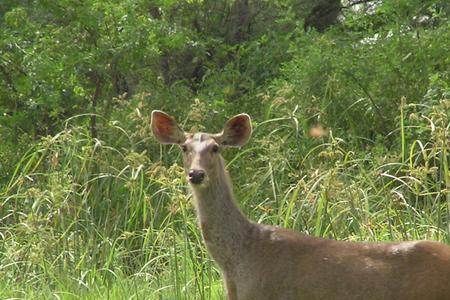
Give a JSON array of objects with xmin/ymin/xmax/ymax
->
[{"xmin": 341, "ymin": 0, "xmax": 380, "ymax": 9}]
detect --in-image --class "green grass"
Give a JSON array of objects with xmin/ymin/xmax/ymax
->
[{"xmin": 1, "ymin": 109, "xmax": 449, "ymax": 299}]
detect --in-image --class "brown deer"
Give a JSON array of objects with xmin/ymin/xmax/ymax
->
[{"xmin": 151, "ymin": 110, "xmax": 450, "ymax": 300}]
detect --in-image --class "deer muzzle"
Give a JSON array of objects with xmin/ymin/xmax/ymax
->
[{"xmin": 188, "ymin": 169, "xmax": 205, "ymax": 184}]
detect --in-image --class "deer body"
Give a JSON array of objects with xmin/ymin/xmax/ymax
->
[{"xmin": 151, "ymin": 111, "xmax": 450, "ymax": 300}]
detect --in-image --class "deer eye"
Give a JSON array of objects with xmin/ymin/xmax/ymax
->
[
  {"xmin": 181, "ymin": 145, "xmax": 188, "ymax": 152},
  {"xmin": 212, "ymin": 144, "xmax": 219, "ymax": 153}
]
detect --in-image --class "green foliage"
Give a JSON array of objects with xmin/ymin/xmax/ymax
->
[
  {"xmin": 272, "ymin": 6, "xmax": 450, "ymax": 145},
  {"xmin": 1, "ymin": 0, "xmax": 450, "ymax": 298}
]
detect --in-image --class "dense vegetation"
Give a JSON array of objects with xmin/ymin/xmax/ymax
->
[{"xmin": 1, "ymin": 0, "xmax": 449, "ymax": 298}]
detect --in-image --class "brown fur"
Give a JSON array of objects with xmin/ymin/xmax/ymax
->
[{"xmin": 151, "ymin": 111, "xmax": 450, "ymax": 300}]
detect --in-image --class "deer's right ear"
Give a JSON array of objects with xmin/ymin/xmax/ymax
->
[{"xmin": 151, "ymin": 110, "xmax": 186, "ymax": 144}]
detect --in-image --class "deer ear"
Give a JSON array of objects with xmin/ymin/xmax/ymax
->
[
  {"xmin": 151, "ymin": 110, "xmax": 186, "ymax": 144},
  {"xmin": 215, "ymin": 114, "xmax": 252, "ymax": 147}
]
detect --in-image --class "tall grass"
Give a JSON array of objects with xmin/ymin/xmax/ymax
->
[{"xmin": 1, "ymin": 100, "xmax": 449, "ymax": 299}]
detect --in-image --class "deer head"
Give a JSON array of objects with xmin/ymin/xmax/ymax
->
[{"xmin": 151, "ymin": 110, "xmax": 252, "ymax": 186}]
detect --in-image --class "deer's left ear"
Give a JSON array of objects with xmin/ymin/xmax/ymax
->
[
  {"xmin": 215, "ymin": 114, "xmax": 252, "ymax": 147},
  {"xmin": 151, "ymin": 110, "xmax": 186, "ymax": 144}
]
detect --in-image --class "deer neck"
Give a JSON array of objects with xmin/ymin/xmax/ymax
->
[{"xmin": 190, "ymin": 158, "xmax": 252, "ymax": 270}]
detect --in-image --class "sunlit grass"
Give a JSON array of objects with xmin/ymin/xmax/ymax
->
[{"xmin": 1, "ymin": 107, "xmax": 449, "ymax": 299}]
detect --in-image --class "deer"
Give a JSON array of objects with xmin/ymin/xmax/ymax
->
[{"xmin": 151, "ymin": 110, "xmax": 450, "ymax": 300}]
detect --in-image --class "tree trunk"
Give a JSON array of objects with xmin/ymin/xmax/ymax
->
[{"xmin": 304, "ymin": 0, "xmax": 341, "ymax": 32}]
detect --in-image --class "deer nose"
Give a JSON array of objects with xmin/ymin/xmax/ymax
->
[{"xmin": 188, "ymin": 169, "xmax": 205, "ymax": 184}]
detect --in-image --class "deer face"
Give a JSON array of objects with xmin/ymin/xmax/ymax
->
[
  {"xmin": 151, "ymin": 111, "xmax": 252, "ymax": 186},
  {"xmin": 181, "ymin": 133, "xmax": 221, "ymax": 185}
]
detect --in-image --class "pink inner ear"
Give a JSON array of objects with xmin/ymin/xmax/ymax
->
[
  {"xmin": 155, "ymin": 115, "xmax": 175, "ymax": 136},
  {"xmin": 228, "ymin": 117, "xmax": 247, "ymax": 133}
]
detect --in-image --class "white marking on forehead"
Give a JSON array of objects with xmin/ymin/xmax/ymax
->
[{"xmin": 193, "ymin": 133, "xmax": 207, "ymax": 142}]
